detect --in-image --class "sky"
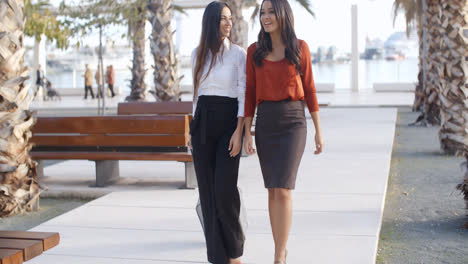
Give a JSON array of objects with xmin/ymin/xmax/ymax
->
[{"xmin": 44, "ymin": 0, "xmax": 409, "ymax": 55}]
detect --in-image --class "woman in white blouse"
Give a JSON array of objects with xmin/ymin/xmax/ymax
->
[{"xmin": 188, "ymin": 2, "xmax": 246, "ymax": 264}]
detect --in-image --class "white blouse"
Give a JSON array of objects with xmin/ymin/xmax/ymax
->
[{"xmin": 191, "ymin": 39, "xmax": 246, "ymax": 117}]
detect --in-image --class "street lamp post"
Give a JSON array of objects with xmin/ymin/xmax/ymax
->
[{"xmin": 351, "ymin": 4, "xmax": 359, "ymax": 92}]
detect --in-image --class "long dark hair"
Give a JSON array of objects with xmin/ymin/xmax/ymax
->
[
  {"xmin": 253, "ymin": 0, "xmax": 301, "ymax": 74},
  {"xmin": 193, "ymin": 1, "xmax": 231, "ymax": 98}
]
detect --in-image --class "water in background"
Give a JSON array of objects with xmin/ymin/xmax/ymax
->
[{"xmin": 44, "ymin": 57, "xmax": 418, "ymax": 93}]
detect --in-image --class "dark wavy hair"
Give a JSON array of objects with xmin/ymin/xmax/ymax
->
[
  {"xmin": 193, "ymin": 1, "xmax": 231, "ymax": 97},
  {"xmin": 253, "ymin": 0, "xmax": 301, "ymax": 74}
]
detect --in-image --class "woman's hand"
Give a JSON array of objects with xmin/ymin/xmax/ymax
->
[
  {"xmin": 314, "ymin": 132, "xmax": 324, "ymax": 154},
  {"xmin": 228, "ymin": 129, "xmax": 242, "ymax": 157},
  {"xmin": 187, "ymin": 136, "xmax": 192, "ymax": 151},
  {"xmin": 243, "ymin": 132, "xmax": 256, "ymax": 155}
]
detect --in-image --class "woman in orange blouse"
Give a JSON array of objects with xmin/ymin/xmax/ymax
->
[{"xmin": 243, "ymin": 0, "xmax": 324, "ymax": 263}]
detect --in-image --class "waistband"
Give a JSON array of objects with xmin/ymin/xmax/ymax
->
[
  {"xmin": 192, "ymin": 96, "xmax": 238, "ymax": 145},
  {"xmin": 197, "ymin": 95, "xmax": 238, "ymax": 105}
]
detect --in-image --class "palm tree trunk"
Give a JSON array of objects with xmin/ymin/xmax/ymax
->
[
  {"xmin": 413, "ymin": 0, "xmax": 442, "ymax": 126},
  {"xmin": 413, "ymin": 0, "xmax": 441, "ymax": 126},
  {"xmin": 437, "ymin": 0, "xmax": 467, "ymax": 226},
  {"xmin": 126, "ymin": 7, "xmax": 147, "ymax": 102},
  {"xmin": 412, "ymin": 25, "xmax": 424, "ymax": 112},
  {"xmin": 437, "ymin": 0, "xmax": 467, "ymax": 155},
  {"xmin": 148, "ymin": 0, "xmax": 181, "ymax": 102},
  {"xmin": 221, "ymin": 0, "xmax": 248, "ymax": 49},
  {"xmin": 424, "ymin": 0, "xmax": 443, "ymax": 125},
  {"xmin": 0, "ymin": 0, "xmax": 40, "ymax": 217}
]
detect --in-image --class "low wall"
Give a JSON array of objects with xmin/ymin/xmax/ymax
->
[
  {"xmin": 315, "ymin": 83, "xmax": 335, "ymax": 93},
  {"xmin": 39, "ymin": 82, "xmax": 415, "ymax": 97},
  {"xmin": 180, "ymin": 83, "xmax": 336, "ymax": 93},
  {"xmin": 373, "ymin": 82, "xmax": 415, "ymax": 92}
]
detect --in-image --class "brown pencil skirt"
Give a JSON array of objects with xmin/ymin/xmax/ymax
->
[{"xmin": 255, "ymin": 99, "xmax": 307, "ymax": 189}]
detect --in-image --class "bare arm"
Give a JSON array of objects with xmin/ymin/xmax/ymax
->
[
  {"xmin": 236, "ymin": 117, "xmax": 245, "ymax": 131},
  {"xmin": 243, "ymin": 117, "xmax": 256, "ymax": 155},
  {"xmin": 310, "ymin": 111, "xmax": 323, "ymax": 154},
  {"xmin": 228, "ymin": 117, "xmax": 245, "ymax": 157}
]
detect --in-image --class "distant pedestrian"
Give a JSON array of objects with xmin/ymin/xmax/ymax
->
[
  {"xmin": 84, "ymin": 64, "xmax": 95, "ymax": 99},
  {"xmin": 106, "ymin": 65, "xmax": 116, "ymax": 97},
  {"xmin": 44, "ymin": 79, "xmax": 61, "ymax": 101},
  {"xmin": 35, "ymin": 64, "xmax": 44, "ymax": 98},
  {"xmin": 95, "ymin": 65, "xmax": 103, "ymax": 98}
]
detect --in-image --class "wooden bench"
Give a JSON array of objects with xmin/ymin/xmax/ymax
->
[
  {"xmin": 118, "ymin": 101, "xmax": 193, "ymax": 115},
  {"xmin": 30, "ymin": 115, "xmax": 196, "ymax": 188},
  {"xmin": 0, "ymin": 231, "xmax": 59, "ymax": 263}
]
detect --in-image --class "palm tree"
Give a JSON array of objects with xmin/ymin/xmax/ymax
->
[
  {"xmin": 126, "ymin": 1, "xmax": 148, "ymax": 101},
  {"xmin": 392, "ymin": 0, "xmax": 424, "ymax": 112},
  {"xmin": 395, "ymin": 0, "xmax": 467, "ymax": 225},
  {"xmin": 421, "ymin": 0, "xmax": 442, "ymax": 126},
  {"xmin": 438, "ymin": 0, "xmax": 468, "ymax": 228},
  {"xmin": 0, "ymin": 0, "xmax": 40, "ymax": 217},
  {"xmin": 437, "ymin": 0, "xmax": 467, "ymax": 156},
  {"xmin": 148, "ymin": 0, "xmax": 181, "ymax": 101},
  {"xmin": 393, "ymin": 0, "xmax": 440, "ymax": 126}
]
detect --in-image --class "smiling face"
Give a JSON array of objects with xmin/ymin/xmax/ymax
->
[
  {"xmin": 219, "ymin": 7, "xmax": 232, "ymax": 40},
  {"xmin": 260, "ymin": 1, "xmax": 279, "ymax": 34}
]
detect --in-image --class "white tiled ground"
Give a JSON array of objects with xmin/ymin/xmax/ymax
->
[{"xmin": 29, "ymin": 108, "xmax": 397, "ymax": 264}]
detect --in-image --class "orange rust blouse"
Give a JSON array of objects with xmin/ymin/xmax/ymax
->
[{"xmin": 244, "ymin": 39, "xmax": 319, "ymax": 117}]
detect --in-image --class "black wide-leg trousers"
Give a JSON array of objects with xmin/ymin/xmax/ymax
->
[{"xmin": 190, "ymin": 95, "xmax": 245, "ymax": 264}]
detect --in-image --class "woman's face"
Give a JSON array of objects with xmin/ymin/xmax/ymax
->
[
  {"xmin": 260, "ymin": 1, "xmax": 278, "ymax": 34},
  {"xmin": 219, "ymin": 7, "xmax": 232, "ymax": 39}
]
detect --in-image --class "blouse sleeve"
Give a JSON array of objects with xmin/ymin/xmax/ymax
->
[
  {"xmin": 191, "ymin": 48, "xmax": 198, "ymax": 115},
  {"xmin": 244, "ymin": 44, "xmax": 257, "ymax": 117},
  {"xmin": 299, "ymin": 40, "xmax": 319, "ymax": 113},
  {"xmin": 236, "ymin": 47, "xmax": 247, "ymax": 117}
]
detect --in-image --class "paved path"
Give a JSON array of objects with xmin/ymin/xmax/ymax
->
[{"xmin": 29, "ymin": 108, "xmax": 397, "ymax": 263}]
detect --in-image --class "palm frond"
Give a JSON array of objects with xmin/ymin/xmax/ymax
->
[
  {"xmin": 250, "ymin": 4, "xmax": 260, "ymax": 23},
  {"xmin": 294, "ymin": 0, "xmax": 315, "ymax": 17},
  {"xmin": 392, "ymin": 0, "xmax": 422, "ymax": 36},
  {"xmin": 172, "ymin": 5, "xmax": 187, "ymax": 15},
  {"xmin": 250, "ymin": 0, "xmax": 315, "ymax": 23},
  {"xmin": 244, "ymin": 0, "xmax": 258, "ymax": 8}
]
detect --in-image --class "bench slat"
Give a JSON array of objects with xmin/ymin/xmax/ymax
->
[
  {"xmin": 31, "ymin": 134, "xmax": 188, "ymax": 147},
  {"xmin": 31, "ymin": 151, "xmax": 193, "ymax": 162},
  {"xmin": 32, "ymin": 115, "xmax": 189, "ymax": 134},
  {"xmin": 0, "ymin": 239, "xmax": 43, "ymax": 261},
  {"xmin": 118, "ymin": 102, "xmax": 193, "ymax": 115},
  {"xmin": 0, "ymin": 231, "xmax": 59, "ymax": 251},
  {"xmin": 0, "ymin": 249, "xmax": 23, "ymax": 264}
]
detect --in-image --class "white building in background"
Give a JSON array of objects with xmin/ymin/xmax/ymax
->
[{"xmin": 384, "ymin": 31, "xmax": 419, "ymax": 58}]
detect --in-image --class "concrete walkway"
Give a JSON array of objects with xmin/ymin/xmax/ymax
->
[{"xmin": 28, "ymin": 108, "xmax": 397, "ymax": 263}]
